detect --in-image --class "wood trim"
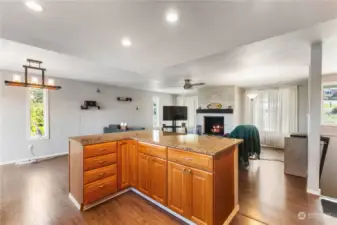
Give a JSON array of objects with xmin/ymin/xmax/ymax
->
[
  {"xmin": 69, "ymin": 141, "xmax": 84, "ymax": 204},
  {"xmin": 117, "ymin": 141, "xmax": 129, "ymax": 190},
  {"xmin": 69, "ymin": 193, "xmax": 83, "ymax": 211},
  {"xmin": 223, "ymin": 205, "xmax": 239, "ymax": 225},
  {"xmin": 234, "ymin": 145, "xmax": 239, "ymax": 206},
  {"xmin": 213, "ymin": 146, "xmax": 235, "ymax": 225}
]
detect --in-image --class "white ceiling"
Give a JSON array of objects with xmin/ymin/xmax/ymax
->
[{"xmin": 2, "ymin": 1, "xmax": 337, "ymax": 93}]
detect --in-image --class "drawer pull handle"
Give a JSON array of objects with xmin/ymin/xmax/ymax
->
[
  {"xmin": 99, "ymin": 173, "xmax": 106, "ymax": 176},
  {"xmin": 188, "ymin": 169, "xmax": 192, "ymax": 174},
  {"xmin": 99, "ymin": 148, "xmax": 107, "ymax": 152},
  {"xmin": 99, "ymin": 161, "xmax": 107, "ymax": 164},
  {"xmin": 181, "ymin": 157, "xmax": 193, "ymax": 161},
  {"xmin": 98, "ymin": 185, "xmax": 105, "ymax": 188}
]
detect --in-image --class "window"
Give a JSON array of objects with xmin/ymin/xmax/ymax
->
[
  {"xmin": 153, "ymin": 96, "xmax": 160, "ymax": 129},
  {"xmin": 322, "ymin": 83, "xmax": 337, "ymax": 125},
  {"xmin": 28, "ymin": 88, "xmax": 49, "ymax": 139},
  {"xmin": 247, "ymin": 87, "xmax": 298, "ymax": 148}
]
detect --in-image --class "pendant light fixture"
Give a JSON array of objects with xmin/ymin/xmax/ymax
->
[{"xmin": 4, "ymin": 59, "xmax": 61, "ymax": 90}]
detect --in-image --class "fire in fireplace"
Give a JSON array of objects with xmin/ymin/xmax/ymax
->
[{"xmin": 204, "ymin": 116, "xmax": 224, "ymax": 135}]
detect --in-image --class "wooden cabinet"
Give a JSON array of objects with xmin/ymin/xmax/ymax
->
[
  {"xmin": 189, "ymin": 168, "xmax": 213, "ymax": 225},
  {"xmin": 168, "ymin": 162, "xmax": 213, "ymax": 225},
  {"xmin": 69, "ymin": 138, "xmax": 238, "ymax": 225},
  {"xmin": 149, "ymin": 157, "xmax": 167, "ymax": 205},
  {"xmin": 138, "ymin": 153, "xmax": 151, "ymax": 195},
  {"xmin": 84, "ymin": 176, "xmax": 117, "ymax": 205},
  {"xmin": 168, "ymin": 162, "xmax": 189, "ymax": 216},
  {"xmin": 117, "ymin": 141, "xmax": 129, "ymax": 190},
  {"xmin": 138, "ymin": 146, "xmax": 167, "ymax": 205},
  {"xmin": 168, "ymin": 148, "xmax": 213, "ymax": 172},
  {"xmin": 128, "ymin": 140, "xmax": 138, "ymax": 187}
]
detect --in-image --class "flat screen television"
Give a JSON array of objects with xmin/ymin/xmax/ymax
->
[{"xmin": 163, "ymin": 106, "xmax": 188, "ymax": 121}]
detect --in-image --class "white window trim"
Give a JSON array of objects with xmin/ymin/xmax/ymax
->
[
  {"xmin": 321, "ymin": 81, "xmax": 337, "ymax": 126},
  {"xmin": 27, "ymin": 88, "xmax": 50, "ymax": 140}
]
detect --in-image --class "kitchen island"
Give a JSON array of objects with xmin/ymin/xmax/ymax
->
[{"xmin": 68, "ymin": 130, "xmax": 242, "ymax": 225}]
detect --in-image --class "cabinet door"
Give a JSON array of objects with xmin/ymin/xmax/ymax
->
[
  {"xmin": 117, "ymin": 141, "xmax": 129, "ymax": 190},
  {"xmin": 128, "ymin": 140, "xmax": 138, "ymax": 187},
  {"xmin": 149, "ymin": 157, "xmax": 167, "ymax": 205},
  {"xmin": 168, "ymin": 162, "xmax": 190, "ymax": 217},
  {"xmin": 189, "ymin": 168, "xmax": 213, "ymax": 225},
  {"xmin": 138, "ymin": 153, "xmax": 150, "ymax": 195}
]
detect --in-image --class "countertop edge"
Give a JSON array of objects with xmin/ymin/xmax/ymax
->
[{"xmin": 68, "ymin": 136, "xmax": 243, "ymax": 156}]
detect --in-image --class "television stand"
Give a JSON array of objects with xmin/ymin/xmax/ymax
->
[{"xmin": 162, "ymin": 121, "xmax": 187, "ymax": 134}]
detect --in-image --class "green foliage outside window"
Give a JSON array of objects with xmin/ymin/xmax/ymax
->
[{"xmin": 30, "ymin": 89, "xmax": 45, "ymax": 137}]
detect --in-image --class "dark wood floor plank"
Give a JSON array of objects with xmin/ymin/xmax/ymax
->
[
  {"xmin": 1, "ymin": 148, "xmax": 337, "ymax": 225},
  {"xmin": 0, "ymin": 157, "xmax": 182, "ymax": 225}
]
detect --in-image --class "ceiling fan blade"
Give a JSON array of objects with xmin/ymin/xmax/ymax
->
[{"xmin": 192, "ymin": 83, "xmax": 205, "ymax": 86}]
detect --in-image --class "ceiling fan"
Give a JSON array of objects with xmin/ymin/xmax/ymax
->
[{"xmin": 183, "ymin": 79, "xmax": 205, "ymax": 90}]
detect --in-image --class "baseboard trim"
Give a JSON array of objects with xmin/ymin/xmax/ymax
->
[
  {"xmin": 131, "ymin": 188, "xmax": 196, "ymax": 225},
  {"xmin": 0, "ymin": 152, "xmax": 68, "ymax": 165},
  {"xmin": 307, "ymin": 188, "xmax": 321, "ymax": 196},
  {"xmin": 69, "ymin": 193, "xmax": 82, "ymax": 210},
  {"xmin": 223, "ymin": 204, "xmax": 240, "ymax": 225},
  {"xmin": 321, "ymin": 195, "xmax": 337, "ymax": 204}
]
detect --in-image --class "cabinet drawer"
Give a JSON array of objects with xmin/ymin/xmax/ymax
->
[
  {"xmin": 84, "ymin": 153, "xmax": 117, "ymax": 171},
  {"xmin": 84, "ymin": 142, "xmax": 117, "ymax": 159},
  {"xmin": 84, "ymin": 164, "xmax": 117, "ymax": 185},
  {"xmin": 168, "ymin": 148, "xmax": 213, "ymax": 172},
  {"xmin": 139, "ymin": 142, "xmax": 167, "ymax": 159},
  {"xmin": 84, "ymin": 176, "xmax": 117, "ymax": 205}
]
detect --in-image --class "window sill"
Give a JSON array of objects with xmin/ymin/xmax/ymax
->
[{"xmin": 321, "ymin": 124, "xmax": 337, "ymax": 127}]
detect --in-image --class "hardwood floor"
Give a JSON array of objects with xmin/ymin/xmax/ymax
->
[{"xmin": 0, "ymin": 154, "xmax": 336, "ymax": 225}]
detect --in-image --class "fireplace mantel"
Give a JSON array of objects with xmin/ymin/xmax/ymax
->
[{"xmin": 196, "ymin": 108, "xmax": 233, "ymax": 114}]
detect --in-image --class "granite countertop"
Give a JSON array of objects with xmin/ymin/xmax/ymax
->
[{"xmin": 69, "ymin": 130, "xmax": 243, "ymax": 156}]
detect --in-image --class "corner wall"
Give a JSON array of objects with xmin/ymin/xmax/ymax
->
[{"xmin": 0, "ymin": 71, "xmax": 173, "ymax": 164}]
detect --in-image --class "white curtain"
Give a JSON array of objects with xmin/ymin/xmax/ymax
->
[
  {"xmin": 246, "ymin": 86, "xmax": 298, "ymax": 148},
  {"xmin": 175, "ymin": 95, "xmax": 198, "ymax": 131}
]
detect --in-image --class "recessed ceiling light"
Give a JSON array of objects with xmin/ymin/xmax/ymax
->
[
  {"xmin": 25, "ymin": 1, "xmax": 43, "ymax": 12},
  {"xmin": 166, "ymin": 10, "xmax": 179, "ymax": 23},
  {"xmin": 121, "ymin": 37, "xmax": 132, "ymax": 47}
]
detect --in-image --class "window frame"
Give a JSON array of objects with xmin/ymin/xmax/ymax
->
[
  {"xmin": 27, "ymin": 88, "xmax": 50, "ymax": 140},
  {"xmin": 321, "ymin": 81, "xmax": 337, "ymax": 126}
]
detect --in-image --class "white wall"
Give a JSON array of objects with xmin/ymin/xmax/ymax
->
[
  {"xmin": 197, "ymin": 86, "xmax": 235, "ymax": 108},
  {"xmin": 234, "ymin": 86, "xmax": 244, "ymax": 126},
  {"xmin": 0, "ymin": 70, "xmax": 173, "ymax": 164}
]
